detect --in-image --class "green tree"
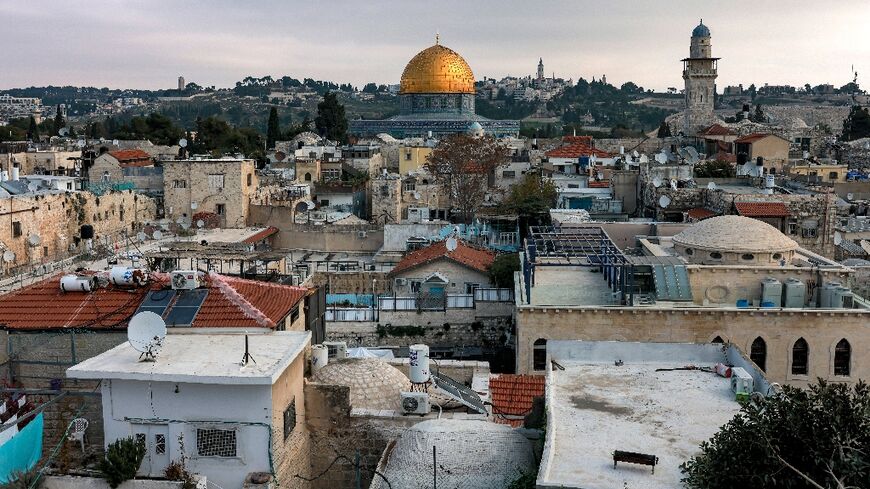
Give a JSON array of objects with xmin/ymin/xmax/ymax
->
[
  {"xmin": 752, "ymin": 104, "xmax": 765, "ymax": 123},
  {"xmin": 266, "ymin": 107, "xmax": 280, "ymax": 149},
  {"xmin": 53, "ymin": 105, "xmax": 65, "ymax": 133},
  {"xmin": 842, "ymin": 105, "xmax": 870, "ymax": 141},
  {"xmin": 314, "ymin": 91, "xmax": 348, "ymax": 143},
  {"xmin": 362, "ymin": 83, "xmax": 378, "ymax": 93},
  {"xmin": 657, "ymin": 121, "xmax": 672, "ymax": 138},
  {"xmin": 27, "ymin": 116, "xmax": 39, "ymax": 141},
  {"xmin": 694, "ymin": 160, "xmax": 736, "ymax": 178},
  {"xmin": 681, "ymin": 380, "xmax": 869, "ymax": 489},
  {"xmin": 489, "ymin": 253, "xmax": 520, "ymax": 288},
  {"xmin": 99, "ymin": 437, "xmax": 146, "ymax": 488}
]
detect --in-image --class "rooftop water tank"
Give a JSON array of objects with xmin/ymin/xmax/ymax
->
[
  {"xmin": 819, "ymin": 282, "xmax": 841, "ymax": 308},
  {"xmin": 409, "ymin": 344, "xmax": 430, "ymax": 384},
  {"xmin": 761, "ymin": 277, "xmax": 782, "ymax": 307},
  {"xmin": 830, "ymin": 287, "xmax": 853, "ymax": 309},
  {"xmin": 60, "ymin": 274, "xmax": 97, "ymax": 292},
  {"xmin": 311, "ymin": 344, "xmax": 328, "ymax": 372},
  {"xmin": 782, "ymin": 278, "xmax": 806, "ymax": 308}
]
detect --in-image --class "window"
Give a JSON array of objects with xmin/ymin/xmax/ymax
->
[
  {"xmin": 135, "ymin": 433, "xmax": 146, "ymax": 448},
  {"xmin": 283, "ymin": 398, "xmax": 297, "ymax": 440},
  {"xmin": 290, "ymin": 306, "xmax": 300, "ymax": 324},
  {"xmin": 772, "ymin": 253, "xmax": 782, "ymax": 260},
  {"xmin": 247, "ymin": 173, "xmax": 253, "ymax": 186},
  {"xmin": 465, "ymin": 283, "xmax": 481, "ymax": 294},
  {"xmin": 711, "ymin": 336, "xmax": 724, "ymax": 344},
  {"xmin": 828, "ymin": 171, "xmax": 838, "ymax": 181},
  {"xmin": 834, "ymin": 339, "xmax": 850, "ymax": 376},
  {"xmin": 173, "ymin": 180, "xmax": 187, "ymax": 189},
  {"xmin": 196, "ymin": 428, "xmax": 237, "ymax": 457},
  {"xmin": 43, "ymin": 246, "xmax": 48, "ymax": 257},
  {"xmin": 709, "ymin": 251, "xmax": 722, "ymax": 260},
  {"xmin": 304, "ymin": 172, "xmax": 312, "ymax": 182},
  {"xmin": 379, "ymin": 185, "xmax": 389, "ymax": 197},
  {"xmin": 101, "ymin": 171, "xmax": 110, "ymax": 182},
  {"xmin": 801, "ymin": 227, "xmax": 817, "ymax": 239},
  {"xmin": 322, "ymin": 169, "xmax": 340, "ymax": 180},
  {"xmin": 410, "ymin": 280, "xmax": 422, "ymax": 293},
  {"xmin": 208, "ymin": 174, "xmax": 225, "ymax": 189},
  {"xmin": 787, "ymin": 218, "xmax": 798, "ymax": 235},
  {"xmin": 750, "ymin": 337, "xmax": 766, "ymax": 372},
  {"xmin": 320, "ymin": 200, "xmax": 330, "ymax": 207},
  {"xmin": 791, "ymin": 338, "xmax": 809, "ymax": 375},
  {"xmin": 533, "ymin": 338, "xmax": 547, "ymax": 371},
  {"xmin": 12, "ymin": 221, "xmax": 21, "ymax": 238},
  {"xmin": 502, "ymin": 170, "xmax": 516, "ymax": 178},
  {"xmin": 403, "ymin": 180, "xmax": 416, "ymax": 192},
  {"xmin": 155, "ymin": 434, "xmax": 166, "ymax": 455},
  {"xmin": 215, "ymin": 204, "xmax": 226, "ymax": 215},
  {"xmin": 405, "ymin": 151, "xmax": 412, "ymax": 161},
  {"xmin": 567, "ymin": 184, "xmax": 579, "ymax": 189},
  {"xmin": 741, "ymin": 253, "xmax": 755, "ymax": 261}
]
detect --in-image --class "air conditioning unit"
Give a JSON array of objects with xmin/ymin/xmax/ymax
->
[
  {"xmin": 358, "ymin": 231, "xmax": 367, "ymax": 238},
  {"xmin": 395, "ymin": 278, "xmax": 408, "ymax": 286},
  {"xmin": 170, "ymin": 270, "xmax": 200, "ymax": 290},
  {"xmin": 323, "ymin": 341, "xmax": 347, "ymax": 359},
  {"xmin": 290, "ymin": 275, "xmax": 300, "ymax": 286},
  {"xmin": 400, "ymin": 392, "xmax": 430, "ymax": 416},
  {"xmin": 730, "ymin": 367, "xmax": 754, "ymax": 395}
]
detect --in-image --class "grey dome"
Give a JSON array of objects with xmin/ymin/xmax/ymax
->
[
  {"xmin": 311, "ymin": 358, "xmax": 409, "ymax": 410},
  {"xmin": 672, "ymin": 215, "xmax": 798, "ymax": 253}
]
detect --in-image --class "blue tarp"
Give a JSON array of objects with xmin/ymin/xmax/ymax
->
[
  {"xmin": 0, "ymin": 413, "xmax": 44, "ymax": 483},
  {"xmin": 326, "ymin": 293, "xmax": 375, "ymax": 307}
]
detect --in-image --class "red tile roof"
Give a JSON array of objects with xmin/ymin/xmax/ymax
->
[
  {"xmin": 699, "ymin": 124, "xmax": 737, "ymax": 136},
  {"xmin": 243, "ymin": 227, "xmax": 279, "ymax": 244},
  {"xmin": 388, "ymin": 239, "xmax": 496, "ymax": 277},
  {"xmin": 561, "ymin": 136, "xmax": 593, "ymax": 144},
  {"xmin": 489, "ymin": 374, "xmax": 545, "ymax": 416},
  {"xmin": 108, "ymin": 149, "xmax": 153, "ymax": 168},
  {"xmin": 546, "ymin": 138, "xmax": 612, "ymax": 159},
  {"xmin": 735, "ymin": 201, "xmax": 790, "ymax": 217},
  {"xmin": 587, "ymin": 180, "xmax": 610, "ymax": 188},
  {"xmin": 734, "ymin": 133, "xmax": 788, "ymax": 144},
  {"xmin": 0, "ymin": 272, "xmax": 308, "ymax": 330},
  {"xmin": 687, "ymin": 207, "xmax": 717, "ymax": 220}
]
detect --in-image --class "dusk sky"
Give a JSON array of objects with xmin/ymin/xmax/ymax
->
[{"xmin": 2, "ymin": 0, "xmax": 868, "ymax": 91}]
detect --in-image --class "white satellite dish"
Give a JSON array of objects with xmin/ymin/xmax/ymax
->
[
  {"xmin": 639, "ymin": 154, "xmax": 649, "ymax": 163},
  {"xmin": 446, "ymin": 237, "xmax": 458, "ymax": 252},
  {"xmin": 178, "ymin": 138, "xmax": 188, "ymax": 148},
  {"xmin": 707, "ymin": 181, "xmax": 718, "ymax": 191},
  {"xmin": 177, "ymin": 217, "xmax": 191, "ymax": 230},
  {"xmin": 112, "ymin": 139, "xmax": 119, "ymax": 146},
  {"xmin": 654, "ymin": 153, "xmax": 668, "ymax": 164},
  {"xmin": 153, "ymin": 230, "xmax": 164, "ymax": 240},
  {"xmin": 632, "ymin": 150, "xmax": 639, "ymax": 158},
  {"xmin": 305, "ymin": 200, "xmax": 316, "ymax": 210},
  {"xmin": 137, "ymin": 232, "xmax": 147, "ymax": 243},
  {"xmin": 27, "ymin": 182, "xmax": 39, "ymax": 192},
  {"xmin": 412, "ymin": 191, "xmax": 421, "ymax": 200},
  {"xmin": 58, "ymin": 127, "xmax": 69, "ymax": 137},
  {"xmin": 76, "ymin": 140, "xmax": 86, "ymax": 148},
  {"xmin": 2, "ymin": 250, "xmax": 15, "ymax": 263},
  {"xmin": 196, "ymin": 219, "xmax": 205, "ymax": 229},
  {"xmin": 652, "ymin": 176, "xmax": 662, "ymax": 188},
  {"xmin": 846, "ymin": 193, "xmax": 854, "ymax": 201},
  {"xmin": 190, "ymin": 201, "xmax": 198, "ymax": 210},
  {"xmin": 659, "ymin": 195, "xmax": 671, "ymax": 208},
  {"xmin": 27, "ymin": 234, "xmax": 42, "ymax": 247},
  {"xmin": 597, "ymin": 171, "xmax": 604, "ymax": 180},
  {"xmin": 127, "ymin": 311, "xmax": 167, "ymax": 361},
  {"xmin": 834, "ymin": 232, "xmax": 843, "ymax": 245}
]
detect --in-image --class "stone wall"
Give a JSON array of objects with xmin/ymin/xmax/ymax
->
[
  {"xmin": 307, "ymin": 271, "xmax": 392, "ymax": 294},
  {"xmin": 271, "ymin": 354, "xmax": 312, "ymax": 488},
  {"xmin": 516, "ymin": 306, "xmax": 869, "ymax": 387},
  {"xmin": 593, "ymin": 138, "xmax": 664, "ymax": 155},
  {"xmin": 163, "ymin": 159, "xmax": 257, "ymax": 227},
  {"xmin": 248, "ymin": 205, "xmax": 384, "ymax": 252}
]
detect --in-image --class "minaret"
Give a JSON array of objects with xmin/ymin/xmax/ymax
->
[
  {"xmin": 537, "ymin": 58, "xmax": 544, "ymax": 84},
  {"xmin": 682, "ymin": 19, "xmax": 719, "ymax": 135}
]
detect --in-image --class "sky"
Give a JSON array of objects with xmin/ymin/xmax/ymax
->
[{"xmin": 1, "ymin": 0, "xmax": 868, "ymax": 92}]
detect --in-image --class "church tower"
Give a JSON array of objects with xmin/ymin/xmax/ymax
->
[
  {"xmin": 682, "ymin": 20, "xmax": 718, "ymax": 134},
  {"xmin": 536, "ymin": 58, "xmax": 544, "ymax": 85}
]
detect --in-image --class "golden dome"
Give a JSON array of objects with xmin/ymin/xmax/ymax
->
[{"xmin": 400, "ymin": 43, "xmax": 476, "ymax": 95}]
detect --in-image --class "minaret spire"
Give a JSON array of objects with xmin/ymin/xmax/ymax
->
[{"xmin": 435, "ymin": 31, "xmax": 440, "ymax": 45}]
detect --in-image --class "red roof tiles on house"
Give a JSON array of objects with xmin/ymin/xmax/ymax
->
[
  {"xmin": 489, "ymin": 374, "xmax": 545, "ymax": 416},
  {"xmin": 108, "ymin": 149, "xmax": 153, "ymax": 168},
  {"xmin": 388, "ymin": 239, "xmax": 496, "ymax": 277},
  {"xmin": 546, "ymin": 141, "xmax": 612, "ymax": 159},
  {"xmin": 0, "ymin": 272, "xmax": 308, "ymax": 330},
  {"xmin": 587, "ymin": 180, "xmax": 610, "ymax": 188},
  {"xmin": 687, "ymin": 207, "xmax": 717, "ymax": 220},
  {"xmin": 699, "ymin": 124, "xmax": 737, "ymax": 137},
  {"xmin": 242, "ymin": 227, "xmax": 279, "ymax": 244},
  {"xmin": 735, "ymin": 201, "xmax": 790, "ymax": 218},
  {"xmin": 734, "ymin": 133, "xmax": 788, "ymax": 144}
]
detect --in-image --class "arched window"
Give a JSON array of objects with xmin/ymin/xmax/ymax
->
[
  {"xmin": 750, "ymin": 337, "xmax": 766, "ymax": 372},
  {"xmin": 711, "ymin": 336, "xmax": 724, "ymax": 344},
  {"xmin": 792, "ymin": 338, "xmax": 809, "ymax": 375},
  {"xmin": 304, "ymin": 172, "xmax": 312, "ymax": 182},
  {"xmin": 834, "ymin": 339, "xmax": 851, "ymax": 376},
  {"xmin": 533, "ymin": 338, "xmax": 547, "ymax": 371}
]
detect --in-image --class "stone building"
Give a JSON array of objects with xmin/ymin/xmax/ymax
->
[
  {"xmin": 91, "ymin": 149, "xmax": 153, "ymax": 183},
  {"xmin": 515, "ymin": 220, "xmax": 868, "ymax": 387},
  {"xmin": 734, "ymin": 133, "xmax": 791, "ymax": 174},
  {"xmin": 163, "ymin": 157, "xmax": 258, "ymax": 228},
  {"xmin": 682, "ymin": 20, "xmax": 720, "ymax": 135}
]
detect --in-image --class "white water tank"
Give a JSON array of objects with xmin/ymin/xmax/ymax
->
[
  {"xmin": 409, "ymin": 344, "xmax": 430, "ymax": 384},
  {"xmin": 819, "ymin": 282, "xmax": 841, "ymax": 308},
  {"xmin": 110, "ymin": 266, "xmax": 147, "ymax": 286},
  {"xmin": 782, "ymin": 278, "xmax": 806, "ymax": 308},
  {"xmin": 311, "ymin": 345, "xmax": 329, "ymax": 372},
  {"xmin": 764, "ymin": 174, "xmax": 775, "ymax": 188},
  {"xmin": 60, "ymin": 274, "xmax": 97, "ymax": 292},
  {"xmin": 760, "ymin": 277, "xmax": 782, "ymax": 307},
  {"xmin": 11, "ymin": 165, "xmax": 19, "ymax": 182}
]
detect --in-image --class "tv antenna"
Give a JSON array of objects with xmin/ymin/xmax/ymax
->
[
  {"xmin": 240, "ymin": 334, "xmax": 256, "ymax": 366},
  {"xmin": 127, "ymin": 311, "xmax": 167, "ymax": 362}
]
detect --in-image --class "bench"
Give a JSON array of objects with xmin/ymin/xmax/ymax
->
[{"xmin": 613, "ymin": 450, "xmax": 659, "ymax": 474}]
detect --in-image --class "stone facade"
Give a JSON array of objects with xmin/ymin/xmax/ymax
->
[
  {"xmin": 163, "ymin": 158, "xmax": 257, "ymax": 228},
  {"xmin": 270, "ymin": 351, "xmax": 312, "ymax": 488},
  {"xmin": 390, "ymin": 259, "xmax": 492, "ymax": 296},
  {"xmin": 682, "ymin": 24, "xmax": 718, "ymax": 135}
]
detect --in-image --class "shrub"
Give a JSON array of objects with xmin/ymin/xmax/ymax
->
[{"xmin": 99, "ymin": 437, "xmax": 145, "ymax": 488}]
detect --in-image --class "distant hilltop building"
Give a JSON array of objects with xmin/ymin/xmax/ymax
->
[
  {"xmin": 682, "ymin": 20, "xmax": 719, "ymax": 134},
  {"xmin": 178, "ymin": 75, "xmax": 185, "ymax": 91},
  {"xmin": 349, "ymin": 36, "xmax": 519, "ymax": 138}
]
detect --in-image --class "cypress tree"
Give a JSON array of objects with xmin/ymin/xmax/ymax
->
[
  {"xmin": 54, "ymin": 105, "xmax": 65, "ymax": 133},
  {"xmin": 266, "ymin": 107, "xmax": 280, "ymax": 149}
]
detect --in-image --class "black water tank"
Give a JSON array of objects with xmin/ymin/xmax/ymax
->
[
  {"xmin": 80, "ymin": 224, "xmax": 94, "ymax": 239},
  {"xmin": 756, "ymin": 156, "xmax": 764, "ymax": 166}
]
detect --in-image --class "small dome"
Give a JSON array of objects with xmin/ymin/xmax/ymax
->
[
  {"xmin": 692, "ymin": 20, "xmax": 711, "ymax": 37},
  {"xmin": 468, "ymin": 121, "xmax": 483, "ymax": 131},
  {"xmin": 311, "ymin": 358, "xmax": 409, "ymax": 410},
  {"xmin": 673, "ymin": 215, "xmax": 798, "ymax": 253},
  {"xmin": 379, "ymin": 419, "xmax": 535, "ymax": 489},
  {"xmin": 400, "ymin": 43, "xmax": 476, "ymax": 95}
]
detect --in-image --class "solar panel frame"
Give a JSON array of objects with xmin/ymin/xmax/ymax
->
[
  {"xmin": 134, "ymin": 290, "xmax": 177, "ymax": 317},
  {"xmin": 431, "ymin": 369, "xmax": 488, "ymax": 414},
  {"xmin": 164, "ymin": 289, "xmax": 209, "ymax": 327}
]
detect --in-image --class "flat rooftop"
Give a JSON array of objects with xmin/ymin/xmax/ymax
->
[
  {"xmin": 67, "ymin": 331, "xmax": 310, "ymax": 385},
  {"xmin": 538, "ymin": 342, "xmax": 743, "ymax": 489},
  {"xmin": 529, "ymin": 266, "xmax": 618, "ymax": 306}
]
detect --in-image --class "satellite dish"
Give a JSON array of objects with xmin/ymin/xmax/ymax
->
[
  {"xmin": 412, "ymin": 191, "xmax": 421, "ymax": 200},
  {"xmin": 597, "ymin": 171, "xmax": 604, "ymax": 180},
  {"xmin": 27, "ymin": 234, "xmax": 42, "ymax": 247},
  {"xmin": 190, "ymin": 201, "xmax": 198, "ymax": 210},
  {"xmin": 659, "ymin": 195, "xmax": 671, "ymax": 208},
  {"xmin": 127, "ymin": 311, "xmax": 167, "ymax": 361},
  {"xmin": 639, "ymin": 154, "xmax": 649, "ymax": 164},
  {"xmin": 153, "ymin": 230, "xmax": 164, "ymax": 240},
  {"xmin": 707, "ymin": 181, "xmax": 718, "ymax": 191},
  {"xmin": 76, "ymin": 140, "xmax": 86, "ymax": 148},
  {"xmin": 2, "ymin": 250, "xmax": 15, "ymax": 263},
  {"xmin": 305, "ymin": 200, "xmax": 316, "ymax": 210},
  {"xmin": 27, "ymin": 182, "xmax": 39, "ymax": 192},
  {"xmin": 178, "ymin": 138, "xmax": 188, "ymax": 148},
  {"xmin": 112, "ymin": 139, "xmax": 119, "ymax": 146},
  {"xmin": 632, "ymin": 150, "xmax": 639, "ymax": 158},
  {"xmin": 177, "ymin": 217, "xmax": 191, "ymax": 230},
  {"xmin": 652, "ymin": 176, "xmax": 662, "ymax": 188},
  {"xmin": 58, "ymin": 127, "xmax": 69, "ymax": 137},
  {"xmin": 446, "ymin": 237, "xmax": 458, "ymax": 251},
  {"xmin": 137, "ymin": 232, "xmax": 147, "ymax": 243},
  {"xmin": 834, "ymin": 232, "xmax": 843, "ymax": 245},
  {"xmin": 846, "ymin": 193, "xmax": 854, "ymax": 201},
  {"xmin": 196, "ymin": 219, "xmax": 205, "ymax": 229},
  {"xmin": 654, "ymin": 153, "xmax": 668, "ymax": 164}
]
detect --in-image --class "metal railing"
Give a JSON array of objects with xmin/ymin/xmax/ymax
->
[
  {"xmin": 325, "ymin": 308, "xmax": 375, "ymax": 322},
  {"xmin": 474, "ymin": 288, "xmax": 514, "ymax": 302}
]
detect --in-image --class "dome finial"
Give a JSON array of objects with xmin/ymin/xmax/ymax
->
[{"xmin": 435, "ymin": 31, "xmax": 440, "ymax": 45}]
